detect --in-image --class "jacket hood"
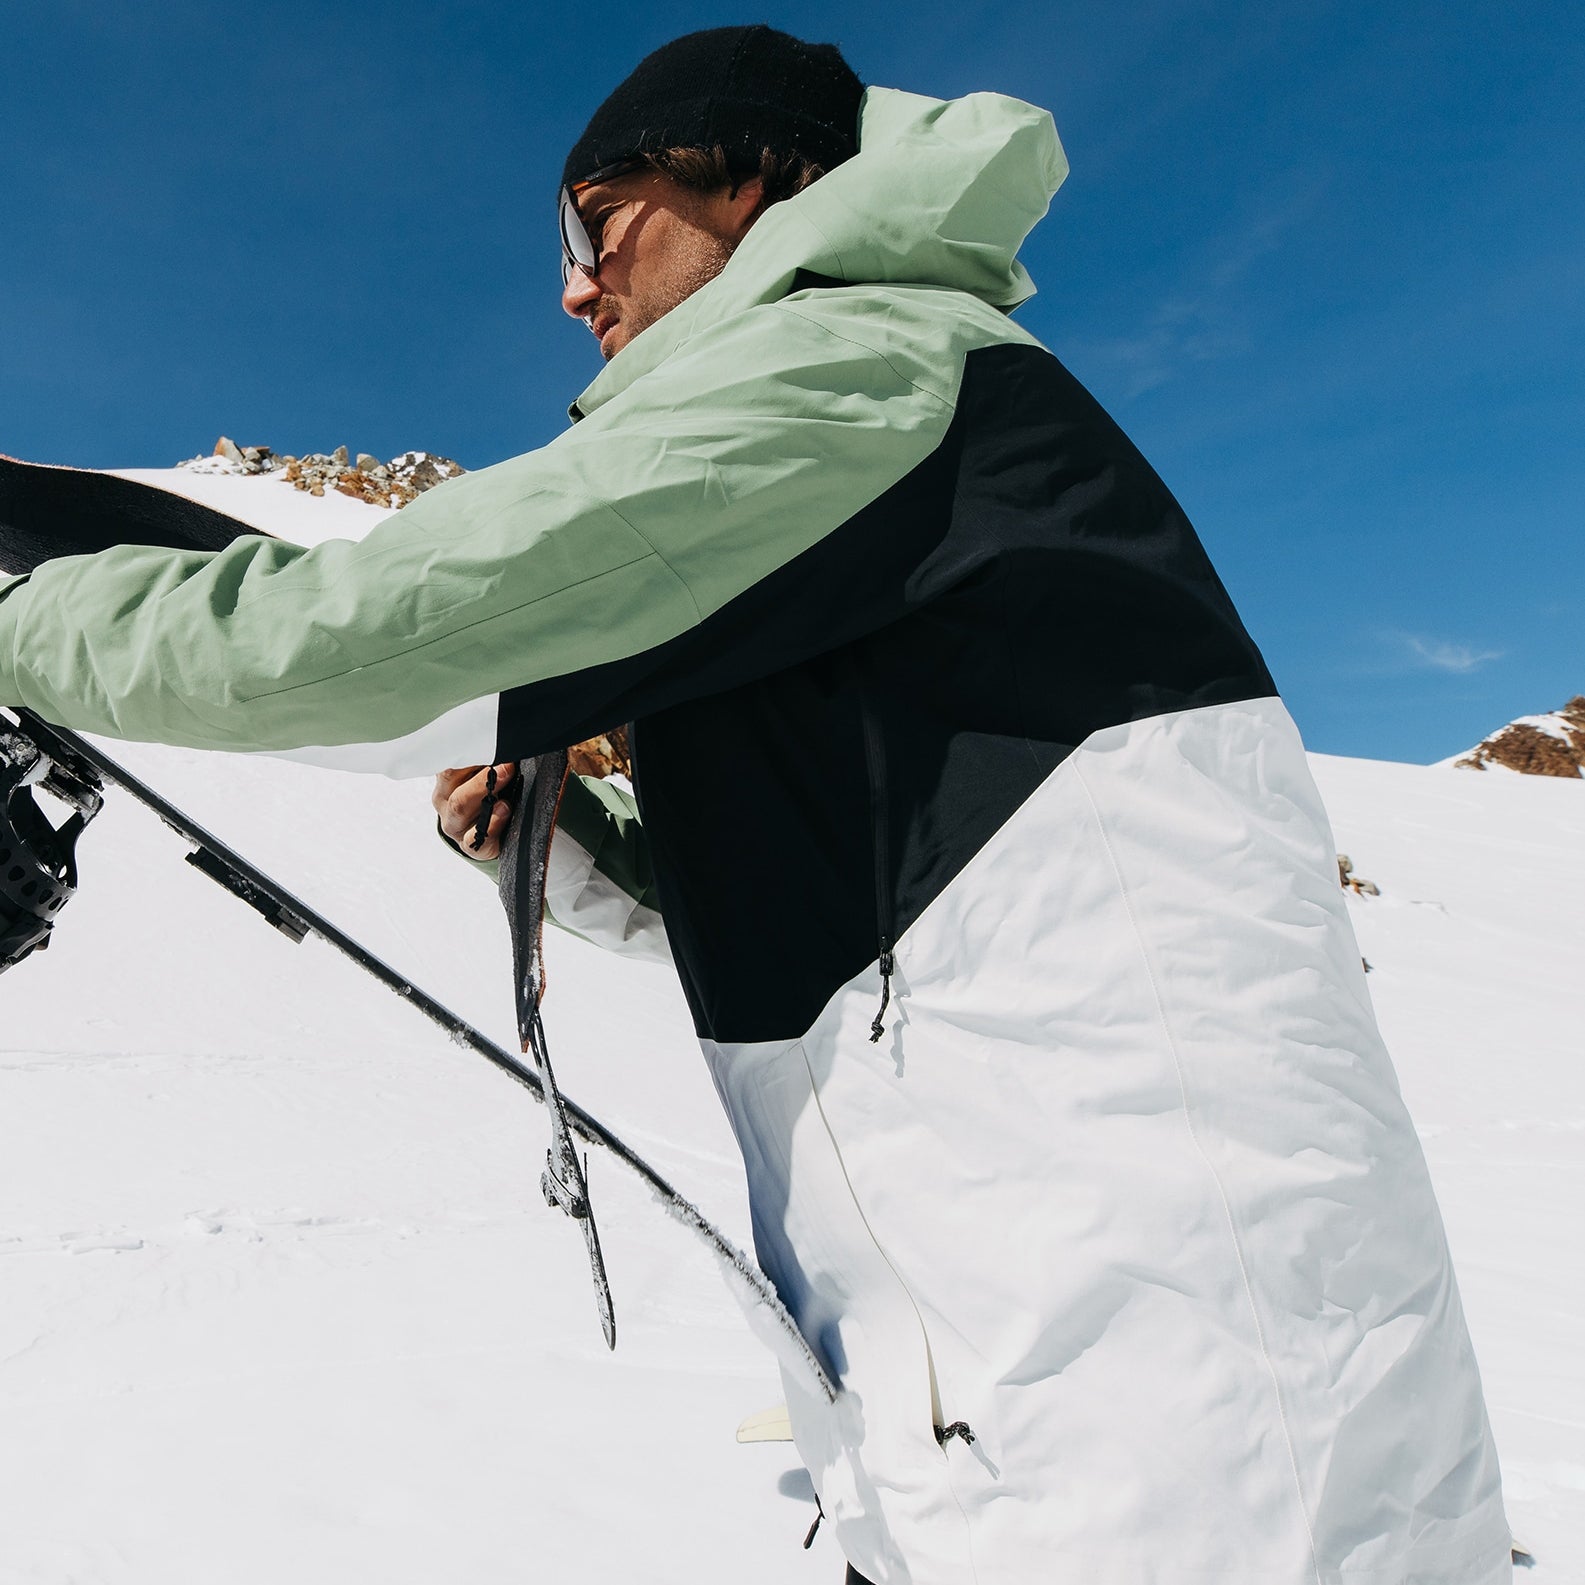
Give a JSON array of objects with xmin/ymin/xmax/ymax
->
[{"xmin": 572, "ymin": 86, "xmax": 1067, "ymax": 418}]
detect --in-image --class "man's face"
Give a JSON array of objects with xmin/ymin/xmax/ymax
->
[{"xmin": 560, "ymin": 169, "xmax": 762, "ymax": 360}]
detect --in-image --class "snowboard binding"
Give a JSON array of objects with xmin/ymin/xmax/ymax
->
[{"xmin": 0, "ymin": 709, "xmax": 104, "ymax": 975}]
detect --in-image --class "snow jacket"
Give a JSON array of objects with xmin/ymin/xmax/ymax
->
[{"xmin": 0, "ymin": 88, "xmax": 1510, "ymax": 1585}]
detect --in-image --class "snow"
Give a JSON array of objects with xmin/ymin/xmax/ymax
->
[
  {"xmin": 1, "ymin": 738, "xmax": 813, "ymax": 1584},
  {"xmin": 1513, "ymin": 713, "xmax": 1577, "ymax": 744},
  {"xmin": 111, "ymin": 466, "xmax": 394, "ymax": 546},
  {"xmin": 1310, "ymin": 753, "xmax": 1585, "ymax": 1570},
  {"xmin": 2, "ymin": 473, "xmax": 1581, "ymax": 1579}
]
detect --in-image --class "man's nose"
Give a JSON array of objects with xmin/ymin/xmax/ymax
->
[{"xmin": 561, "ymin": 265, "xmax": 601, "ymax": 319}]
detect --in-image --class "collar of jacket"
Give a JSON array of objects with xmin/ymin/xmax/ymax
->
[{"xmin": 568, "ymin": 85, "xmax": 1068, "ymax": 422}]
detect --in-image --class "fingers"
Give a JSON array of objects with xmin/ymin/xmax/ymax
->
[
  {"xmin": 432, "ymin": 761, "xmax": 516, "ymax": 812},
  {"xmin": 458, "ymin": 793, "xmax": 514, "ymax": 861},
  {"xmin": 433, "ymin": 761, "xmax": 517, "ymax": 860},
  {"xmin": 431, "ymin": 765, "xmax": 477, "ymax": 807}
]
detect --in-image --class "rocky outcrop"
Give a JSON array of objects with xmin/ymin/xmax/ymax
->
[
  {"xmin": 1453, "ymin": 697, "xmax": 1585, "ymax": 778},
  {"xmin": 179, "ymin": 438, "xmax": 465, "ymax": 508}
]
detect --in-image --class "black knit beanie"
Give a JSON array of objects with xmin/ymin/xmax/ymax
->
[{"xmin": 562, "ymin": 25, "xmax": 864, "ymax": 191}]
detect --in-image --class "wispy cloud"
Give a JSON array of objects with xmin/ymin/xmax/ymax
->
[
  {"xmin": 1402, "ymin": 635, "xmax": 1504, "ymax": 674},
  {"xmin": 1069, "ymin": 182, "xmax": 1322, "ymax": 399},
  {"xmin": 1081, "ymin": 308, "xmax": 1243, "ymax": 400}
]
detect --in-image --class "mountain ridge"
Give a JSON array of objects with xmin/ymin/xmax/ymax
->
[{"xmin": 1450, "ymin": 697, "xmax": 1585, "ymax": 779}]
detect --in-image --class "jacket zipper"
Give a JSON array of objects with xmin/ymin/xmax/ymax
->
[
  {"xmin": 848, "ymin": 675, "xmax": 982, "ymax": 1456},
  {"xmin": 856, "ymin": 680, "xmax": 895, "ymax": 1043}
]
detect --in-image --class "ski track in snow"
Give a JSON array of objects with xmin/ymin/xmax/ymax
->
[{"xmin": 0, "ymin": 476, "xmax": 1580, "ymax": 1580}]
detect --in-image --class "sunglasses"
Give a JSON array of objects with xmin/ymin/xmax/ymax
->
[{"xmin": 559, "ymin": 158, "xmax": 647, "ymax": 287}]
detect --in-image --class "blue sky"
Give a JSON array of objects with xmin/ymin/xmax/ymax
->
[{"xmin": 2, "ymin": 0, "xmax": 1579, "ymax": 763}]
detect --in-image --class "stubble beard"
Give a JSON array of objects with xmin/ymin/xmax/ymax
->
[{"xmin": 599, "ymin": 227, "xmax": 737, "ymax": 361}]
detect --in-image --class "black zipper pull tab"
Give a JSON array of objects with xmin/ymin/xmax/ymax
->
[
  {"xmin": 803, "ymin": 1494, "xmax": 826, "ymax": 1548},
  {"xmin": 468, "ymin": 763, "xmax": 498, "ymax": 851},
  {"xmin": 869, "ymin": 937, "xmax": 894, "ymax": 1043}
]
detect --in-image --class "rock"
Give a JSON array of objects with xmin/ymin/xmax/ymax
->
[
  {"xmin": 332, "ymin": 445, "xmax": 349, "ymax": 466},
  {"xmin": 356, "ymin": 454, "xmax": 379, "ymax": 472},
  {"xmin": 568, "ymin": 725, "xmax": 632, "ymax": 781},
  {"xmin": 1338, "ymin": 852, "xmax": 1381, "ymax": 897},
  {"xmin": 181, "ymin": 439, "xmax": 284, "ymax": 477}
]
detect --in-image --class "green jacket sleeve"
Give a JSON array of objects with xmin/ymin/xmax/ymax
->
[{"xmin": 0, "ymin": 291, "xmax": 961, "ymax": 776}]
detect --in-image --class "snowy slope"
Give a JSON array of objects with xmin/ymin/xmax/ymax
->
[
  {"xmin": 1309, "ymin": 754, "xmax": 1585, "ymax": 1573},
  {"xmin": 2, "ymin": 474, "xmax": 1581, "ymax": 1580},
  {"xmin": 110, "ymin": 465, "xmax": 395, "ymax": 544},
  {"xmin": 1, "ymin": 737, "xmax": 818, "ymax": 1585}
]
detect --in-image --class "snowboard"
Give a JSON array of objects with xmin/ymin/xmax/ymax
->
[{"xmin": 0, "ymin": 453, "xmax": 255, "ymax": 575}]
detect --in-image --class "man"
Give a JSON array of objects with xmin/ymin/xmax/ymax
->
[{"xmin": 1, "ymin": 26, "xmax": 1510, "ymax": 1585}]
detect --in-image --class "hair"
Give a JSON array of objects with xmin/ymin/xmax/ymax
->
[{"xmin": 640, "ymin": 145, "xmax": 828, "ymax": 211}]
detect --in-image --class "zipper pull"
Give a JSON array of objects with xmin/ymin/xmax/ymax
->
[
  {"xmin": 468, "ymin": 763, "xmax": 498, "ymax": 851},
  {"xmin": 869, "ymin": 937, "xmax": 894, "ymax": 1043},
  {"xmin": 803, "ymin": 1495, "xmax": 825, "ymax": 1548}
]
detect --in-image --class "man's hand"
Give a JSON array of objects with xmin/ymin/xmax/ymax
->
[{"xmin": 433, "ymin": 762, "xmax": 517, "ymax": 861}]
